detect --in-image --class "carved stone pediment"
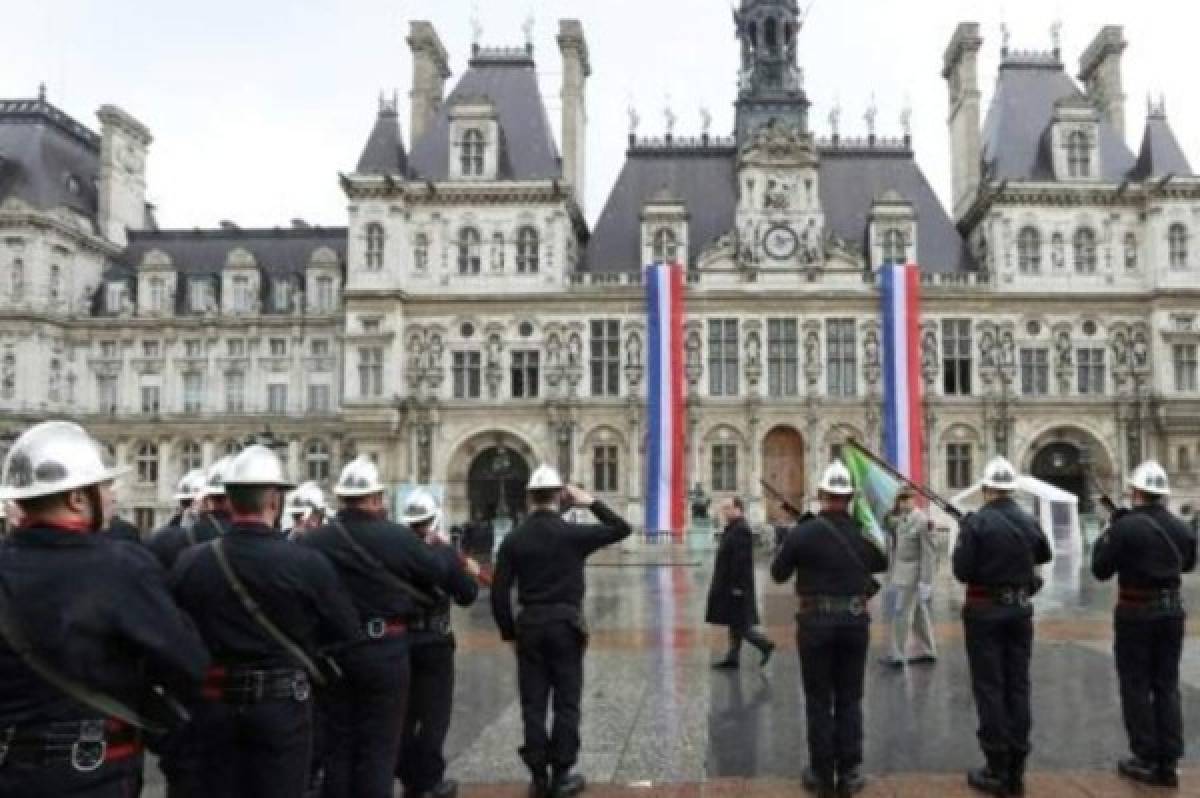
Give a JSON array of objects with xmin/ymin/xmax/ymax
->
[{"xmin": 739, "ymin": 122, "xmax": 816, "ymax": 168}]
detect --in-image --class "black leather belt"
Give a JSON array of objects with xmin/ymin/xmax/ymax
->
[
  {"xmin": 796, "ymin": 595, "xmax": 869, "ymax": 616},
  {"xmin": 966, "ymin": 585, "xmax": 1031, "ymax": 608},
  {"xmin": 1119, "ymin": 587, "xmax": 1184, "ymax": 612},
  {"xmin": 0, "ymin": 718, "xmax": 141, "ymax": 772},
  {"xmin": 204, "ymin": 666, "xmax": 310, "ymax": 704},
  {"xmin": 409, "ymin": 614, "xmax": 451, "ymax": 635}
]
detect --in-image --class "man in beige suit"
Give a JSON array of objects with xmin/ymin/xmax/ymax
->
[{"xmin": 880, "ymin": 488, "xmax": 938, "ymax": 667}]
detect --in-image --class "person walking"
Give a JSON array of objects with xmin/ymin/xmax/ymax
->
[
  {"xmin": 879, "ymin": 488, "xmax": 938, "ymax": 667},
  {"xmin": 707, "ymin": 496, "xmax": 775, "ymax": 669}
]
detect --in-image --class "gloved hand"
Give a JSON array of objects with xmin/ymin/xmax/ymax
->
[{"xmin": 918, "ymin": 583, "xmax": 933, "ymax": 603}]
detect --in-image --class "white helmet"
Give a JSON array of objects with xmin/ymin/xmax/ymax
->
[
  {"xmin": 1128, "ymin": 460, "xmax": 1170, "ymax": 496},
  {"xmin": 202, "ymin": 456, "xmax": 234, "ymax": 498},
  {"xmin": 817, "ymin": 461, "xmax": 855, "ymax": 496},
  {"xmin": 402, "ymin": 489, "xmax": 439, "ymax": 526},
  {"xmin": 1, "ymin": 421, "xmax": 127, "ymax": 502},
  {"xmin": 292, "ymin": 481, "xmax": 328, "ymax": 512},
  {"xmin": 174, "ymin": 468, "xmax": 207, "ymax": 502},
  {"xmin": 222, "ymin": 445, "xmax": 295, "ymax": 489},
  {"xmin": 528, "ymin": 464, "xmax": 564, "ymax": 491},
  {"xmin": 981, "ymin": 456, "xmax": 1019, "ymax": 491},
  {"xmin": 334, "ymin": 456, "xmax": 385, "ymax": 498}
]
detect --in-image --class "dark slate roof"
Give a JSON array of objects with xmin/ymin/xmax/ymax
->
[
  {"xmin": 981, "ymin": 58, "xmax": 1134, "ymax": 181},
  {"xmin": 0, "ymin": 98, "xmax": 100, "ymax": 220},
  {"xmin": 407, "ymin": 50, "xmax": 560, "ymax": 181},
  {"xmin": 98, "ymin": 227, "xmax": 347, "ymax": 316},
  {"xmin": 356, "ymin": 106, "xmax": 408, "ymax": 175},
  {"xmin": 1130, "ymin": 111, "xmax": 1193, "ymax": 180}
]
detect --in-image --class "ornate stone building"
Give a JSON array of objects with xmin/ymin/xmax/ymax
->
[{"xmin": 1, "ymin": 2, "xmax": 1198, "ymax": 531}]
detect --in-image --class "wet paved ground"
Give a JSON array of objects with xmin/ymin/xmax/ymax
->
[{"xmin": 144, "ymin": 539, "xmax": 1200, "ymax": 795}]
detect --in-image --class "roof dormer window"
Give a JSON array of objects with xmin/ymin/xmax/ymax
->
[
  {"xmin": 882, "ymin": 229, "xmax": 908, "ymax": 265},
  {"xmin": 652, "ymin": 228, "xmax": 678, "ymax": 263},
  {"xmin": 457, "ymin": 227, "xmax": 482, "ymax": 275},
  {"xmin": 461, "ymin": 129, "xmax": 485, "ymax": 178},
  {"xmin": 1067, "ymin": 131, "xmax": 1092, "ymax": 178},
  {"xmin": 365, "ymin": 222, "xmax": 385, "ymax": 271}
]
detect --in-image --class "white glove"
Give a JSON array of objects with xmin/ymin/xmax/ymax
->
[{"xmin": 918, "ymin": 583, "xmax": 933, "ymax": 603}]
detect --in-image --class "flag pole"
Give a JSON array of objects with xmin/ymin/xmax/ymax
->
[{"xmin": 846, "ymin": 439, "xmax": 964, "ymax": 520}]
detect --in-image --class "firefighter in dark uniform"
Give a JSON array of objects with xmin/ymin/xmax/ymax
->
[
  {"xmin": 770, "ymin": 460, "xmax": 888, "ymax": 798},
  {"xmin": 1092, "ymin": 460, "xmax": 1197, "ymax": 788},
  {"xmin": 0, "ymin": 420, "xmax": 210, "ymax": 798},
  {"xmin": 299, "ymin": 457, "xmax": 456, "ymax": 798},
  {"xmin": 149, "ymin": 456, "xmax": 234, "ymax": 570},
  {"xmin": 952, "ymin": 456, "xmax": 1052, "ymax": 797},
  {"xmin": 396, "ymin": 490, "xmax": 481, "ymax": 798},
  {"xmin": 491, "ymin": 465, "xmax": 632, "ymax": 798},
  {"xmin": 146, "ymin": 469, "xmax": 205, "ymax": 566},
  {"xmin": 169, "ymin": 445, "xmax": 363, "ymax": 798}
]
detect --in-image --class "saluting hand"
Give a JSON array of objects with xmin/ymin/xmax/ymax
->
[{"xmin": 563, "ymin": 484, "xmax": 595, "ymax": 508}]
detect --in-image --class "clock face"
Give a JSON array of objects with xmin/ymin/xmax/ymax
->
[{"xmin": 764, "ymin": 224, "xmax": 799, "ymax": 260}]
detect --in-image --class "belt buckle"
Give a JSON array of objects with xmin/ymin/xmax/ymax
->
[
  {"xmin": 291, "ymin": 673, "xmax": 311, "ymax": 702},
  {"xmin": 999, "ymin": 588, "xmax": 1015, "ymax": 606},
  {"xmin": 70, "ymin": 720, "xmax": 106, "ymax": 773},
  {"xmin": 848, "ymin": 597, "xmax": 865, "ymax": 616},
  {"xmin": 366, "ymin": 618, "xmax": 387, "ymax": 639}
]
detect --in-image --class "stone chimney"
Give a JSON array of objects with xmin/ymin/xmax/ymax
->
[
  {"xmin": 557, "ymin": 20, "xmax": 591, "ymax": 214},
  {"xmin": 407, "ymin": 21, "xmax": 451, "ymax": 146},
  {"xmin": 96, "ymin": 105, "xmax": 152, "ymax": 247},
  {"xmin": 1079, "ymin": 25, "xmax": 1128, "ymax": 141},
  {"xmin": 942, "ymin": 22, "xmax": 984, "ymax": 221}
]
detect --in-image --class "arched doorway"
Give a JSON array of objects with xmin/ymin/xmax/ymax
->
[
  {"xmin": 762, "ymin": 426, "xmax": 805, "ymax": 522},
  {"xmin": 467, "ymin": 445, "xmax": 531, "ymax": 525},
  {"xmin": 1031, "ymin": 442, "xmax": 1091, "ymax": 514}
]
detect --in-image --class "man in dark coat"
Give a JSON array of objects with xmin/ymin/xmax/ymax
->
[{"xmin": 707, "ymin": 496, "xmax": 775, "ymax": 669}]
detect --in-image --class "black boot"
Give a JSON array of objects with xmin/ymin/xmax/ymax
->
[
  {"xmin": 711, "ymin": 653, "xmax": 739, "ymax": 670},
  {"xmin": 836, "ymin": 766, "xmax": 867, "ymax": 796},
  {"xmin": 1006, "ymin": 752, "xmax": 1027, "ymax": 796},
  {"xmin": 802, "ymin": 765, "xmax": 837, "ymax": 797},
  {"xmin": 759, "ymin": 640, "xmax": 776, "ymax": 667},
  {"xmin": 1158, "ymin": 760, "xmax": 1180, "ymax": 788},
  {"xmin": 550, "ymin": 768, "xmax": 586, "ymax": 797},
  {"xmin": 966, "ymin": 750, "xmax": 1009, "ymax": 796},
  {"xmin": 1117, "ymin": 756, "xmax": 1160, "ymax": 786},
  {"xmin": 431, "ymin": 780, "xmax": 459, "ymax": 798},
  {"xmin": 527, "ymin": 767, "xmax": 550, "ymax": 798}
]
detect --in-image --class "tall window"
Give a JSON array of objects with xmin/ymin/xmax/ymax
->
[
  {"xmin": 1067, "ymin": 131, "xmax": 1091, "ymax": 178},
  {"xmin": 227, "ymin": 339, "xmax": 245, "ymax": 357},
  {"xmin": 180, "ymin": 441, "xmax": 203, "ymax": 472},
  {"xmin": 452, "ymin": 351, "xmax": 482, "ymax": 399},
  {"xmin": 365, "ymin": 222, "xmax": 385, "ymax": 271},
  {"xmin": 1169, "ymin": 223, "xmax": 1189, "ymax": 271},
  {"xmin": 136, "ymin": 442, "xmax": 159, "ymax": 484},
  {"xmin": 1019, "ymin": 348, "xmax": 1049, "ymax": 396},
  {"xmin": 1018, "ymin": 227, "xmax": 1042, "ymax": 274},
  {"xmin": 946, "ymin": 443, "xmax": 972, "ymax": 491},
  {"xmin": 767, "ymin": 318, "xmax": 799, "ymax": 397},
  {"xmin": 1174, "ymin": 344, "xmax": 1198, "ymax": 392},
  {"xmin": 942, "ymin": 319, "xmax": 973, "ymax": 396},
  {"xmin": 98, "ymin": 375, "xmax": 118, "ymax": 413},
  {"xmin": 593, "ymin": 445, "xmax": 619, "ymax": 493},
  {"xmin": 307, "ymin": 384, "xmax": 331, "ymax": 413},
  {"xmin": 1124, "ymin": 232, "xmax": 1139, "ymax": 271},
  {"xmin": 183, "ymin": 373, "xmax": 204, "ymax": 413},
  {"xmin": 274, "ymin": 277, "xmax": 293, "ymax": 312},
  {"xmin": 222, "ymin": 440, "xmax": 242, "ymax": 457},
  {"xmin": 225, "ymin": 372, "xmax": 245, "ymax": 412},
  {"xmin": 315, "ymin": 276, "xmax": 335, "ymax": 312},
  {"xmin": 589, "ymin": 320, "xmax": 621, "ymax": 397},
  {"xmin": 358, "ymin": 347, "xmax": 383, "ymax": 397},
  {"xmin": 516, "ymin": 227, "xmax": 540, "ymax": 274},
  {"xmin": 708, "ymin": 319, "xmax": 740, "ymax": 397},
  {"xmin": 457, "ymin": 228, "xmax": 482, "ymax": 275},
  {"xmin": 105, "ymin": 281, "xmax": 124, "ymax": 313},
  {"xmin": 232, "ymin": 276, "xmax": 253, "ymax": 312},
  {"xmin": 511, "ymin": 350, "xmax": 540, "ymax": 399},
  {"xmin": 134, "ymin": 508, "xmax": 156, "ymax": 533},
  {"xmin": 306, "ymin": 440, "xmax": 331, "ymax": 481},
  {"xmin": 267, "ymin": 384, "xmax": 288, "ymax": 413},
  {"xmin": 460, "ymin": 129, "xmax": 485, "ymax": 177},
  {"xmin": 652, "ymin": 228, "xmax": 678, "ymax": 263},
  {"xmin": 413, "ymin": 233, "xmax": 430, "ymax": 273},
  {"xmin": 189, "ymin": 278, "xmax": 213, "ymax": 313},
  {"xmin": 140, "ymin": 385, "xmax": 160, "ymax": 414},
  {"xmin": 11, "ymin": 259, "xmax": 24, "ymax": 302},
  {"xmin": 712, "ymin": 444, "xmax": 738, "ymax": 492},
  {"xmin": 48, "ymin": 264, "xmax": 60, "ymax": 303},
  {"xmin": 882, "ymin": 229, "xmax": 907, "ymax": 265},
  {"xmin": 311, "ymin": 339, "xmax": 331, "ymax": 357},
  {"xmin": 147, "ymin": 277, "xmax": 165, "ymax": 313},
  {"xmin": 826, "ymin": 319, "xmax": 857, "ymax": 398},
  {"xmin": 1076, "ymin": 348, "xmax": 1106, "ymax": 395},
  {"xmin": 491, "ymin": 232, "xmax": 505, "ymax": 271},
  {"xmin": 269, "ymin": 338, "xmax": 287, "ymax": 357},
  {"xmin": 142, "ymin": 340, "xmax": 161, "ymax": 358},
  {"xmin": 1073, "ymin": 228, "xmax": 1097, "ymax": 274}
]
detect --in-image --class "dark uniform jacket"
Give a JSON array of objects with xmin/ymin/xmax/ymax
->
[
  {"xmin": 0, "ymin": 523, "xmax": 210, "ymax": 728},
  {"xmin": 300, "ymin": 509, "xmax": 452, "ymax": 626},
  {"xmin": 148, "ymin": 510, "xmax": 228, "ymax": 570},
  {"xmin": 1092, "ymin": 503, "xmax": 1197, "ymax": 610},
  {"xmin": 952, "ymin": 497, "xmax": 1052, "ymax": 615},
  {"xmin": 170, "ymin": 521, "xmax": 361, "ymax": 669},
  {"xmin": 491, "ymin": 501, "xmax": 632, "ymax": 641},
  {"xmin": 706, "ymin": 517, "xmax": 759, "ymax": 627},
  {"xmin": 411, "ymin": 536, "xmax": 480, "ymax": 645},
  {"xmin": 104, "ymin": 516, "xmax": 143, "ymax": 544},
  {"xmin": 770, "ymin": 510, "xmax": 889, "ymax": 603}
]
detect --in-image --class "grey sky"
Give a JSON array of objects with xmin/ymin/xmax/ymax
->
[{"xmin": 5, "ymin": 0, "xmax": 1197, "ymax": 229}]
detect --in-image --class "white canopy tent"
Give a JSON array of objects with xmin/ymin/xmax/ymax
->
[{"xmin": 948, "ymin": 475, "xmax": 1083, "ymax": 557}]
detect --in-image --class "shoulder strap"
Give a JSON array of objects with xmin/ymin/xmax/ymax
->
[
  {"xmin": 210, "ymin": 539, "xmax": 326, "ymax": 686},
  {"xmin": 0, "ymin": 578, "xmax": 166, "ymax": 733},
  {"xmin": 986, "ymin": 508, "xmax": 1038, "ymax": 571},
  {"xmin": 184, "ymin": 524, "xmax": 197, "ymax": 547},
  {"xmin": 814, "ymin": 517, "xmax": 874, "ymax": 583},
  {"xmin": 1140, "ymin": 514, "xmax": 1185, "ymax": 570},
  {"xmin": 330, "ymin": 518, "xmax": 437, "ymax": 608}
]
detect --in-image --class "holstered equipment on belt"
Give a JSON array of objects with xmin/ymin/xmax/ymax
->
[
  {"xmin": 409, "ymin": 612, "xmax": 452, "ymax": 636},
  {"xmin": 202, "ymin": 665, "xmax": 311, "ymax": 704},
  {"xmin": 0, "ymin": 718, "xmax": 142, "ymax": 772},
  {"xmin": 363, "ymin": 617, "xmax": 408, "ymax": 640},
  {"xmin": 965, "ymin": 584, "xmax": 1032, "ymax": 608},
  {"xmin": 1118, "ymin": 587, "xmax": 1184, "ymax": 613},
  {"xmin": 795, "ymin": 594, "xmax": 869, "ymax": 617},
  {"xmin": 517, "ymin": 603, "xmax": 589, "ymax": 638}
]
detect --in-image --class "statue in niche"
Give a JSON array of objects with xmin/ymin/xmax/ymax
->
[
  {"xmin": 626, "ymin": 332, "xmax": 642, "ymax": 369},
  {"xmin": 546, "ymin": 333, "xmax": 563, "ymax": 371},
  {"xmin": 1055, "ymin": 330, "xmax": 1073, "ymax": 367},
  {"xmin": 804, "ymin": 330, "xmax": 820, "ymax": 366},
  {"xmin": 487, "ymin": 334, "xmax": 502, "ymax": 368},
  {"xmin": 1125, "ymin": 235, "xmax": 1138, "ymax": 270},
  {"xmin": 1051, "ymin": 234, "xmax": 1065, "ymax": 270},
  {"xmin": 763, "ymin": 178, "xmax": 792, "ymax": 211},
  {"xmin": 746, "ymin": 331, "xmax": 761, "ymax": 370},
  {"xmin": 999, "ymin": 331, "xmax": 1016, "ymax": 366},
  {"xmin": 685, "ymin": 330, "xmax": 703, "ymax": 381},
  {"xmin": 1132, "ymin": 331, "xmax": 1149, "ymax": 369},
  {"xmin": 427, "ymin": 333, "xmax": 444, "ymax": 371},
  {"xmin": 863, "ymin": 329, "xmax": 880, "ymax": 367},
  {"xmin": 48, "ymin": 362, "xmax": 61, "ymax": 401},
  {"xmin": 567, "ymin": 333, "xmax": 582, "ymax": 370},
  {"xmin": 979, "ymin": 329, "xmax": 996, "ymax": 369},
  {"xmin": 921, "ymin": 329, "xmax": 938, "ymax": 377},
  {"xmin": 1111, "ymin": 330, "xmax": 1129, "ymax": 367},
  {"xmin": 1, "ymin": 354, "xmax": 14, "ymax": 399},
  {"xmin": 490, "ymin": 236, "xmax": 505, "ymax": 272},
  {"xmin": 407, "ymin": 334, "xmax": 423, "ymax": 373}
]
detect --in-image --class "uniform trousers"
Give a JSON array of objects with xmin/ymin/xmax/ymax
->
[
  {"xmin": 0, "ymin": 757, "xmax": 142, "ymax": 798},
  {"xmin": 516, "ymin": 619, "xmax": 586, "ymax": 774},
  {"xmin": 795, "ymin": 617, "xmax": 870, "ymax": 780},
  {"xmin": 963, "ymin": 612, "xmax": 1034, "ymax": 759},
  {"xmin": 397, "ymin": 636, "xmax": 456, "ymax": 792},
  {"xmin": 191, "ymin": 696, "xmax": 313, "ymax": 798},
  {"xmin": 1114, "ymin": 614, "xmax": 1186, "ymax": 764}
]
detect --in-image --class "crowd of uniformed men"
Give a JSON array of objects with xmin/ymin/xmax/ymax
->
[{"xmin": 0, "ymin": 419, "xmax": 1193, "ymax": 798}]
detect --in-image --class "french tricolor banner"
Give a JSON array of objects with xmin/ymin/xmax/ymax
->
[
  {"xmin": 645, "ymin": 262, "xmax": 686, "ymax": 539},
  {"xmin": 881, "ymin": 263, "xmax": 925, "ymax": 487}
]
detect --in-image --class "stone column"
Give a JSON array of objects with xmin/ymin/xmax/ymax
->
[{"xmin": 287, "ymin": 439, "xmax": 302, "ymax": 485}]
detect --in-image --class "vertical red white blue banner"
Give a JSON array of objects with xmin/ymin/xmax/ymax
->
[
  {"xmin": 645, "ymin": 262, "xmax": 686, "ymax": 539},
  {"xmin": 881, "ymin": 263, "xmax": 925, "ymax": 487}
]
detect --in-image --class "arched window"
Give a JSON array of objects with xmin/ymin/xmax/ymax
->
[
  {"xmin": 1178, "ymin": 446, "xmax": 1191, "ymax": 472},
  {"xmin": 882, "ymin": 229, "xmax": 907, "ymax": 265},
  {"xmin": 652, "ymin": 228, "xmax": 678, "ymax": 263},
  {"xmin": 1124, "ymin": 232, "xmax": 1139, "ymax": 271},
  {"xmin": 517, "ymin": 227, "xmax": 540, "ymax": 274},
  {"xmin": 413, "ymin": 233, "xmax": 430, "ymax": 273},
  {"xmin": 1067, "ymin": 131, "xmax": 1091, "ymax": 178},
  {"xmin": 457, "ymin": 227, "xmax": 482, "ymax": 275},
  {"xmin": 10, "ymin": 258, "xmax": 23, "ymax": 301},
  {"xmin": 1169, "ymin": 223, "xmax": 1189, "ymax": 270},
  {"xmin": 1017, "ymin": 227, "xmax": 1042, "ymax": 274},
  {"xmin": 179, "ymin": 440, "xmax": 203, "ymax": 472},
  {"xmin": 306, "ymin": 439, "xmax": 331, "ymax": 481},
  {"xmin": 460, "ymin": 129, "xmax": 485, "ymax": 177},
  {"xmin": 365, "ymin": 223, "xmax": 385, "ymax": 271},
  {"xmin": 764, "ymin": 16, "xmax": 778, "ymax": 51},
  {"xmin": 1073, "ymin": 227, "xmax": 1097, "ymax": 274},
  {"xmin": 136, "ymin": 441, "xmax": 159, "ymax": 484}
]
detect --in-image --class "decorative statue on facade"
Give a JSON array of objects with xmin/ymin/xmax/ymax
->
[
  {"xmin": 1055, "ymin": 330, "xmax": 1073, "ymax": 367},
  {"xmin": 689, "ymin": 483, "xmax": 711, "ymax": 522},
  {"xmin": 1, "ymin": 353, "xmax": 14, "ymax": 399}
]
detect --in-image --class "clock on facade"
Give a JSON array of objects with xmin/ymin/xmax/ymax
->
[{"xmin": 763, "ymin": 224, "xmax": 799, "ymax": 260}]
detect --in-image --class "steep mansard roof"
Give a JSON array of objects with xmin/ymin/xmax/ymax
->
[
  {"xmin": 1131, "ymin": 110, "xmax": 1193, "ymax": 180},
  {"xmin": 0, "ymin": 97, "xmax": 100, "ymax": 220},
  {"xmin": 356, "ymin": 106, "xmax": 408, "ymax": 175}
]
